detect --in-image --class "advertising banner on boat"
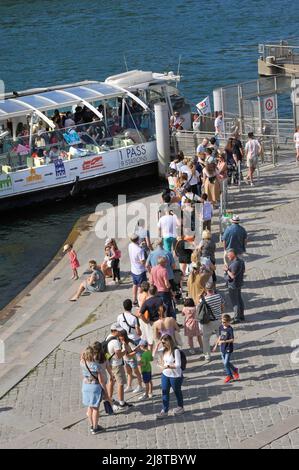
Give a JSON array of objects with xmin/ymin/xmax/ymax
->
[
  {"xmin": 0, "ymin": 174, "xmax": 13, "ymax": 195},
  {"xmin": 0, "ymin": 142, "xmax": 158, "ymax": 200},
  {"xmin": 118, "ymin": 142, "xmax": 156, "ymax": 169}
]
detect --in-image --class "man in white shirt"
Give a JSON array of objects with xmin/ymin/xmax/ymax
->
[
  {"xmin": 158, "ymin": 206, "xmax": 180, "ymax": 253},
  {"xmin": 106, "ymin": 323, "xmax": 132, "ymax": 411},
  {"xmin": 245, "ymin": 132, "xmax": 261, "ymax": 186},
  {"xmin": 214, "ymin": 111, "xmax": 224, "ymax": 135},
  {"xmin": 293, "ymin": 126, "xmax": 299, "ymax": 162},
  {"xmin": 117, "ymin": 299, "xmax": 142, "ymax": 343},
  {"xmin": 128, "ymin": 234, "xmax": 147, "ymax": 306}
]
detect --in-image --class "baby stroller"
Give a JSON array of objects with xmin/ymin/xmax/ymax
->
[{"xmin": 172, "ymin": 269, "xmax": 184, "ymax": 303}]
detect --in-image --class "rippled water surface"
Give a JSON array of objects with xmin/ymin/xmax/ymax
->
[{"xmin": 0, "ymin": 0, "xmax": 297, "ymax": 309}]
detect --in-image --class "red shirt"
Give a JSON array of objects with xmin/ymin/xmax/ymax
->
[{"xmin": 151, "ymin": 265, "xmax": 169, "ymax": 292}]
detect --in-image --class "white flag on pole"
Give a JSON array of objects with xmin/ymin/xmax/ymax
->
[{"xmin": 196, "ymin": 96, "xmax": 211, "ymax": 115}]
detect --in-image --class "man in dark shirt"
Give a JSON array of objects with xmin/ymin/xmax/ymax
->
[
  {"xmin": 139, "ymin": 285, "xmax": 164, "ymax": 323},
  {"xmin": 224, "ymin": 248, "xmax": 245, "ymax": 324}
]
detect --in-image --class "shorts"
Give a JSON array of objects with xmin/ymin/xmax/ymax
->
[
  {"xmin": 163, "ymin": 237, "xmax": 176, "ymax": 253},
  {"xmin": 142, "ymin": 372, "xmax": 152, "ymax": 384},
  {"xmin": 111, "ymin": 365, "xmax": 127, "ymax": 385},
  {"xmin": 131, "ymin": 271, "xmax": 147, "ymax": 286},
  {"xmin": 247, "ymin": 156, "xmax": 258, "ymax": 168},
  {"xmin": 125, "ymin": 359, "xmax": 138, "ymax": 370}
]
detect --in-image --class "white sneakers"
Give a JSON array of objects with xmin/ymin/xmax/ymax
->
[
  {"xmin": 125, "ymin": 385, "xmax": 143, "ymax": 393},
  {"xmin": 156, "ymin": 408, "xmax": 185, "ymax": 419},
  {"xmin": 156, "ymin": 410, "xmax": 168, "ymax": 420},
  {"xmin": 138, "ymin": 392, "xmax": 148, "ymax": 401},
  {"xmin": 173, "ymin": 407, "xmax": 185, "ymax": 416}
]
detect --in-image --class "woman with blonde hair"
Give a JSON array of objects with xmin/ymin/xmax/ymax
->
[
  {"xmin": 187, "ymin": 262, "xmax": 213, "ymax": 305},
  {"xmin": 202, "ymin": 158, "xmax": 221, "ymax": 206},
  {"xmin": 80, "ymin": 345, "xmax": 109, "ymax": 434},
  {"xmin": 155, "ymin": 334, "xmax": 185, "ymax": 419}
]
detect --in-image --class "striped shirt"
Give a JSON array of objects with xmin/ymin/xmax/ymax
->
[{"xmin": 204, "ymin": 293, "xmax": 224, "ymax": 319}]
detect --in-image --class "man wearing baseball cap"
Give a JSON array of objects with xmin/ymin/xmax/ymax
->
[
  {"xmin": 106, "ymin": 322, "xmax": 132, "ymax": 411},
  {"xmin": 222, "ymin": 214, "xmax": 247, "ymax": 258}
]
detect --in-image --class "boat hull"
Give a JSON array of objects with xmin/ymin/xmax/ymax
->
[{"xmin": 0, "ymin": 161, "xmax": 158, "ymax": 213}]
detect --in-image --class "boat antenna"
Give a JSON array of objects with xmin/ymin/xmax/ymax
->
[
  {"xmin": 176, "ymin": 54, "xmax": 182, "ymax": 86},
  {"xmin": 123, "ymin": 55, "xmax": 129, "ymax": 72}
]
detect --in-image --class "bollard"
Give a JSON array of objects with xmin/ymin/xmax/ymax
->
[{"xmin": 154, "ymin": 103, "xmax": 171, "ymax": 178}]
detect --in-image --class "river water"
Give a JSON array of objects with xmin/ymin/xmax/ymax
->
[{"xmin": 0, "ymin": 0, "xmax": 297, "ymax": 309}]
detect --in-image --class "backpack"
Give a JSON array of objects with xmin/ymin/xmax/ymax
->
[
  {"xmin": 175, "ymin": 348, "xmax": 187, "ymax": 371},
  {"xmin": 196, "ymin": 298, "xmax": 216, "ymax": 325},
  {"xmin": 102, "ymin": 336, "xmax": 118, "ymax": 361}
]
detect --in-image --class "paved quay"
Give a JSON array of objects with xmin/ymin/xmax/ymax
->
[{"xmin": 1, "ymin": 151, "xmax": 299, "ymax": 449}]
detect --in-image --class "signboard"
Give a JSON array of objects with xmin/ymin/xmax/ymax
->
[
  {"xmin": 0, "ymin": 174, "xmax": 13, "ymax": 195},
  {"xmin": 263, "ymin": 96, "xmax": 276, "ymax": 119},
  {"xmin": 54, "ymin": 159, "xmax": 67, "ymax": 179},
  {"xmin": 118, "ymin": 144, "xmax": 148, "ymax": 169},
  {"xmin": 81, "ymin": 156, "xmax": 104, "ymax": 173}
]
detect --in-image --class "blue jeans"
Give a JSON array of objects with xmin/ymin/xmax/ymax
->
[
  {"xmin": 158, "ymin": 291, "xmax": 176, "ymax": 319},
  {"xmin": 228, "ymin": 287, "xmax": 245, "ymax": 321},
  {"xmin": 221, "ymin": 352, "xmax": 237, "ymax": 377},
  {"xmin": 161, "ymin": 374, "xmax": 184, "ymax": 412}
]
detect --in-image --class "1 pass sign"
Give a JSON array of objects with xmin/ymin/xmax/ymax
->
[{"xmin": 263, "ymin": 96, "xmax": 276, "ymax": 119}]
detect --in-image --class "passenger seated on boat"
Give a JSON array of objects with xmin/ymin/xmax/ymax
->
[
  {"xmin": 74, "ymin": 106, "xmax": 83, "ymax": 125},
  {"xmin": 52, "ymin": 109, "xmax": 63, "ymax": 128},
  {"xmin": 35, "ymin": 135, "xmax": 46, "ymax": 148},
  {"xmin": 64, "ymin": 112, "xmax": 75, "ymax": 129},
  {"xmin": 49, "ymin": 146, "xmax": 60, "ymax": 162},
  {"xmin": 68, "ymin": 145, "xmax": 87, "ymax": 159}
]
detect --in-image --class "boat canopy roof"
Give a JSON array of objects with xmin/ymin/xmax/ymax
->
[{"xmin": 0, "ymin": 82, "xmax": 125, "ymax": 120}]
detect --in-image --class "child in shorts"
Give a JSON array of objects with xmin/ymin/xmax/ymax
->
[{"xmin": 138, "ymin": 339, "xmax": 153, "ymax": 400}]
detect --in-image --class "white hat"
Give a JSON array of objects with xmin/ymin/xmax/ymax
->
[
  {"xmin": 63, "ymin": 244, "xmax": 70, "ymax": 252},
  {"xmin": 105, "ymin": 238, "xmax": 112, "ymax": 246},
  {"xmin": 110, "ymin": 322, "xmax": 123, "ymax": 332},
  {"xmin": 231, "ymin": 215, "xmax": 240, "ymax": 223}
]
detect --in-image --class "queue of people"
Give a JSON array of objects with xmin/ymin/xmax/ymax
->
[{"xmin": 76, "ymin": 129, "xmax": 253, "ymax": 433}]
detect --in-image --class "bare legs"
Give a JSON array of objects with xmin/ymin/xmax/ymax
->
[
  {"xmin": 188, "ymin": 335, "xmax": 203, "ymax": 349},
  {"xmin": 70, "ymin": 282, "xmax": 86, "ymax": 301},
  {"xmin": 87, "ymin": 407, "xmax": 99, "ymax": 429}
]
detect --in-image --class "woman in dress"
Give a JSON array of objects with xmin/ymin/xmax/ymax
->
[
  {"xmin": 182, "ymin": 298, "xmax": 203, "ymax": 354},
  {"xmin": 187, "ymin": 262, "xmax": 212, "ymax": 305},
  {"xmin": 202, "ymin": 158, "xmax": 221, "ymax": 206},
  {"xmin": 80, "ymin": 345, "xmax": 109, "ymax": 434}
]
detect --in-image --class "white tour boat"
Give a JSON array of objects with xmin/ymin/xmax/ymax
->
[{"xmin": 0, "ymin": 70, "xmax": 191, "ymax": 212}]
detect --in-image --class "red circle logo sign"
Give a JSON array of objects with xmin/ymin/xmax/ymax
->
[{"xmin": 265, "ymin": 98, "xmax": 274, "ymax": 111}]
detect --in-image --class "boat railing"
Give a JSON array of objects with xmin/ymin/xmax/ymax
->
[{"xmin": 0, "ymin": 113, "xmax": 155, "ymax": 173}]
